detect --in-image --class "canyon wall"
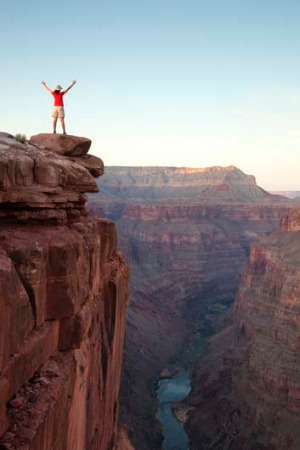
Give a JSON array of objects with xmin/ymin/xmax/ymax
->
[
  {"xmin": 0, "ymin": 133, "xmax": 130, "ymax": 450},
  {"xmin": 186, "ymin": 207, "xmax": 300, "ymax": 450},
  {"xmin": 89, "ymin": 166, "xmax": 293, "ymax": 449}
]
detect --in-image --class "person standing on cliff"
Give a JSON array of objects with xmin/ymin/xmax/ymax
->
[{"xmin": 41, "ymin": 80, "xmax": 76, "ymax": 135}]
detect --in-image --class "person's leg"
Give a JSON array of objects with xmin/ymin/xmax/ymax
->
[
  {"xmin": 59, "ymin": 107, "xmax": 66, "ymax": 134},
  {"xmin": 53, "ymin": 117, "xmax": 58, "ymax": 133},
  {"xmin": 60, "ymin": 117, "xmax": 66, "ymax": 134},
  {"xmin": 52, "ymin": 107, "xmax": 58, "ymax": 133}
]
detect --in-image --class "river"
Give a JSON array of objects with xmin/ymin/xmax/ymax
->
[
  {"xmin": 156, "ymin": 325, "xmax": 205, "ymax": 450},
  {"xmin": 156, "ymin": 300, "xmax": 230, "ymax": 449},
  {"xmin": 156, "ymin": 368, "xmax": 191, "ymax": 450}
]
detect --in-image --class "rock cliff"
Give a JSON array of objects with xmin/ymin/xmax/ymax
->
[
  {"xmin": 89, "ymin": 166, "xmax": 293, "ymax": 449},
  {"xmin": 96, "ymin": 165, "xmax": 281, "ymax": 203},
  {"xmin": 186, "ymin": 207, "xmax": 300, "ymax": 449},
  {"xmin": 0, "ymin": 133, "xmax": 130, "ymax": 450}
]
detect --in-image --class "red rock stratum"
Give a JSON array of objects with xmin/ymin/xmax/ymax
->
[{"xmin": 0, "ymin": 133, "xmax": 130, "ymax": 450}]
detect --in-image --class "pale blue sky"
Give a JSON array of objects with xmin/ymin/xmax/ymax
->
[{"xmin": 2, "ymin": 0, "xmax": 300, "ymax": 189}]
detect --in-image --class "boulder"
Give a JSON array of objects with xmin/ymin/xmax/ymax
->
[
  {"xmin": 29, "ymin": 133, "xmax": 92, "ymax": 156},
  {"xmin": 0, "ymin": 132, "xmax": 14, "ymax": 138}
]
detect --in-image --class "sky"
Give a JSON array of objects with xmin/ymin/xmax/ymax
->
[{"xmin": 1, "ymin": 0, "xmax": 300, "ymax": 190}]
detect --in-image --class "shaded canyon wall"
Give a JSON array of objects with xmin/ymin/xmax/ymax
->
[{"xmin": 186, "ymin": 207, "xmax": 300, "ymax": 450}]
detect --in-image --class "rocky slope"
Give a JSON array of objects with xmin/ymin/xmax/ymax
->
[
  {"xmin": 186, "ymin": 207, "xmax": 300, "ymax": 450},
  {"xmin": 89, "ymin": 166, "xmax": 294, "ymax": 449},
  {"xmin": 270, "ymin": 191, "xmax": 300, "ymax": 199},
  {"xmin": 0, "ymin": 133, "xmax": 130, "ymax": 450}
]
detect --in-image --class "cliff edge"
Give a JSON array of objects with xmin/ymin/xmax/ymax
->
[{"xmin": 0, "ymin": 132, "xmax": 130, "ymax": 450}]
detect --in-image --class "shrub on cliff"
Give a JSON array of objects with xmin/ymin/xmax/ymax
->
[{"xmin": 14, "ymin": 133, "xmax": 27, "ymax": 144}]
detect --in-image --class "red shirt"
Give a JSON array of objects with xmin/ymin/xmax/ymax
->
[{"xmin": 51, "ymin": 91, "xmax": 65, "ymax": 106}]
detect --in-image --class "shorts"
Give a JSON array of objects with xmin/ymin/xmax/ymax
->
[{"xmin": 51, "ymin": 106, "xmax": 65, "ymax": 118}]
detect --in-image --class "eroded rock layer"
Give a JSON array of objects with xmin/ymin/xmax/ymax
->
[
  {"xmin": 0, "ymin": 133, "xmax": 130, "ymax": 450},
  {"xmin": 186, "ymin": 207, "xmax": 300, "ymax": 450},
  {"xmin": 89, "ymin": 166, "xmax": 293, "ymax": 449}
]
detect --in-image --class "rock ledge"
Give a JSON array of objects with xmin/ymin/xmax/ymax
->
[{"xmin": 0, "ymin": 133, "xmax": 104, "ymax": 223}]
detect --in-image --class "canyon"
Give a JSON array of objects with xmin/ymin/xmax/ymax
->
[
  {"xmin": 0, "ymin": 133, "xmax": 130, "ymax": 450},
  {"xmin": 89, "ymin": 166, "xmax": 296, "ymax": 449},
  {"xmin": 2, "ymin": 142, "xmax": 300, "ymax": 450}
]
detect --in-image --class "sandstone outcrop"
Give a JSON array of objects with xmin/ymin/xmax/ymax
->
[
  {"xmin": 29, "ymin": 133, "xmax": 92, "ymax": 156},
  {"xmin": 0, "ymin": 133, "xmax": 130, "ymax": 450},
  {"xmin": 0, "ymin": 133, "xmax": 104, "ymax": 224},
  {"xmin": 186, "ymin": 207, "xmax": 300, "ymax": 449},
  {"xmin": 89, "ymin": 166, "xmax": 294, "ymax": 449}
]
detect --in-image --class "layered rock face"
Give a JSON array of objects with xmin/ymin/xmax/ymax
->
[
  {"xmin": 89, "ymin": 166, "xmax": 293, "ymax": 449},
  {"xmin": 186, "ymin": 207, "xmax": 300, "ymax": 449},
  {"xmin": 96, "ymin": 165, "xmax": 276, "ymax": 203},
  {"xmin": 0, "ymin": 133, "xmax": 130, "ymax": 450}
]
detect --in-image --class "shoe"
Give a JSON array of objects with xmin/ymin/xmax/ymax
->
[
  {"xmin": 53, "ymin": 131, "xmax": 56, "ymax": 134},
  {"xmin": 63, "ymin": 132, "xmax": 67, "ymax": 135}
]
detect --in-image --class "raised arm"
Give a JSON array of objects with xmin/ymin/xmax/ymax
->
[
  {"xmin": 63, "ymin": 80, "xmax": 77, "ymax": 94},
  {"xmin": 41, "ymin": 81, "xmax": 52, "ymax": 93}
]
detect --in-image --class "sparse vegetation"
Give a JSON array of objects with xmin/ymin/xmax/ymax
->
[{"xmin": 14, "ymin": 133, "xmax": 27, "ymax": 144}]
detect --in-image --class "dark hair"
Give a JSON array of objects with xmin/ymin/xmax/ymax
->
[{"xmin": 54, "ymin": 90, "xmax": 61, "ymax": 94}]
